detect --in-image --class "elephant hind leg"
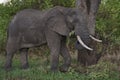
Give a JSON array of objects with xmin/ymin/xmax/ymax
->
[
  {"xmin": 19, "ymin": 48, "xmax": 29, "ymax": 69},
  {"xmin": 4, "ymin": 38, "xmax": 19, "ymax": 71},
  {"xmin": 59, "ymin": 37, "xmax": 71, "ymax": 72}
]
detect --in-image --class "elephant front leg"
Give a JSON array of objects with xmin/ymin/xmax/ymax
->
[
  {"xmin": 19, "ymin": 48, "xmax": 29, "ymax": 69},
  {"xmin": 45, "ymin": 29, "xmax": 61, "ymax": 72},
  {"xmin": 50, "ymin": 49, "xmax": 60, "ymax": 72},
  {"xmin": 60, "ymin": 37, "xmax": 71, "ymax": 72}
]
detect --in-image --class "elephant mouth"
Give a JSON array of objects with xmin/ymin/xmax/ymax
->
[{"xmin": 76, "ymin": 35, "xmax": 102, "ymax": 51}]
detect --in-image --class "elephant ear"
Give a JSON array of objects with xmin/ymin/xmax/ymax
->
[{"xmin": 47, "ymin": 15, "xmax": 70, "ymax": 36}]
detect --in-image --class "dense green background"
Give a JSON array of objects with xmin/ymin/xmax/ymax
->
[{"xmin": 0, "ymin": 0, "xmax": 120, "ymax": 80}]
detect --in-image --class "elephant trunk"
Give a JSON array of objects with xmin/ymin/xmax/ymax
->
[{"xmin": 75, "ymin": 23, "xmax": 92, "ymax": 51}]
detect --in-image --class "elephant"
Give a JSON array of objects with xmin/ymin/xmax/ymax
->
[{"xmin": 4, "ymin": 6, "xmax": 102, "ymax": 72}]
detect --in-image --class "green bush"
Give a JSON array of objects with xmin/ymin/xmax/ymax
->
[
  {"xmin": 96, "ymin": 0, "xmax": 120, "ymax": 45},
  {"xmin": 86, "ymin": 61, "xmax": 119, "ymax": 80}
]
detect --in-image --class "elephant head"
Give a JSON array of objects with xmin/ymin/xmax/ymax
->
[
  {"xmin": 46, "ymin": 6, "xmax": 102, "ymax": 51},
  {"xmin": 70, "ymin": 9, "xmax": 102, "ymax": 51}
]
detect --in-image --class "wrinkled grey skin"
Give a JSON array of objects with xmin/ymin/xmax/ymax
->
[
  {"xmin": 5, "ymin": 6, "xmax": 91, "ymax": 72},
  {"xmin": 75, "ymin": 0, "xmax": 101, "ymax": 66}
]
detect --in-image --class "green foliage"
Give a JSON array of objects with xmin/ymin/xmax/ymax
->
[
  {"xmin": 86, "ymin": 61, "xmax": 119, "ymax": 80},
  {"xmin": 0, "ymin": 4, "xmax": 11, "ymax": 51},
  {"xmin": 96, "ymin": 0, "xmax": 120, "ymax": 45},
  {"xmin": 0, "ymin": 54, "xmax": 119, "ymax": 80}
]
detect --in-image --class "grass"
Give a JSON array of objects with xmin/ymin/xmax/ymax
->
[
  {"xmin": 0, "ymin": 54, "xmax": 83, "ymax": 80},
  {"xmin": 0, "ymin": 48, "xmax": 120, "ymax": 80}
]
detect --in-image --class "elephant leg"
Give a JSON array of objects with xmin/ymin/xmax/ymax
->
[
  {"xmin": 4, "ymin": 39, "xmax": 18, "ymax": 71},
  {"xmin": 59, "ymin": 37, "xmax": 71, "ymax": 72},
  {"xmin": 4, "ymin": 52, "xmax": 14, "ymax": 71},
  {"xmin": 45, "ymin": 29, "xmax": 61, "ymax": 72},
  {"xmin": 19, "ymin": 48, "xmax": 29, "ymax": 69}
]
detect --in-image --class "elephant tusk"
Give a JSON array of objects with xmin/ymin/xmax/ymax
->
[
  {"xmin": 89, "ymin": 35, "xmax": 102, "ymax": 42},
  {"xmin": 77, "ymin": 36, "xmax": 93, "ymax": 51}
]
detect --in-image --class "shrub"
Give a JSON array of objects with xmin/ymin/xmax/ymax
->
[{"xmin": 96, "ymin": 0, "xmax": 120, "ymax": 45}]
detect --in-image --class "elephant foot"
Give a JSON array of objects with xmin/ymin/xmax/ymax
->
[
  {"xmin": 21, "ymin": 64, "xmax": 29, "ymax": 69},
  {"xmin": 50, "ymin": 69, "xmax": 58, "ymax": 72},
  {"xmin": 50, "ymin": 67, "xmax": 59, "ymax": 72},
  {"xmin": 59, "ymin": 65, "xmax": 69, "ymax": 72},
  {"xmin": 4, "ymin": 64, "xmax": 12, "ymax": 71}
]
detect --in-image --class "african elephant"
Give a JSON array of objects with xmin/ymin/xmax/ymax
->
[{"xmin": 4, "ymin": 6, "xmax": 101, "ymax": 72}]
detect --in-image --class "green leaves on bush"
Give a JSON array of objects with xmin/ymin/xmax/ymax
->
[{"xmin": 96, "ymin": 0, "xmax": 120, "ymax": 45}]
